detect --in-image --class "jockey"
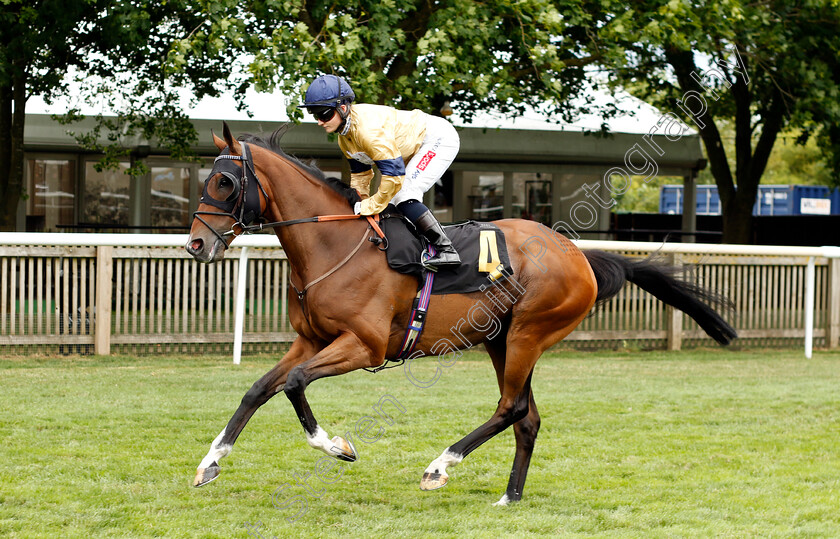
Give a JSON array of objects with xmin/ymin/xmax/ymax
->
[{"xmin": 300, "ymin": 74, "xmax": 461, "ymax": 269}]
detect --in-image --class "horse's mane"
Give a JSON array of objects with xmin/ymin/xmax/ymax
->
[{"xmin": 238, "ymin": 125, "xmax": 360, "ymax": 207}]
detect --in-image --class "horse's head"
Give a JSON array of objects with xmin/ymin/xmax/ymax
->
[{"xmin": 185, "ymin": 123, "xmax": 267, "ymax": 263}]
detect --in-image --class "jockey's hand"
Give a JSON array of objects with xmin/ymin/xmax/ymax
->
[{"xmin": 353, "ymin": 202, "xmax": 362, "ymax": 215}]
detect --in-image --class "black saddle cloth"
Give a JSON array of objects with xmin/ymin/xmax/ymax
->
[{"xmin": 379, "ymin": 209, "xmax": 513, "ymax": 295}]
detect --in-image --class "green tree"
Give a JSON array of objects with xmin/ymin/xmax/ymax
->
[
  {"xmin": 169, "ymin": 0, "xmax": 610, "ymax": 122},
  {"xmin": 613, "ymin": 175, "xmax": 679, "ymax": 213},
  {"xmin": 598, "ymin": 0, "xmax": 840, "ymax": 243},
  {"xmin": 762, "ymin": 131, "xmax": 833, "ymax": 186},
  {"xmin": 0, "ymin": 0, "xmax": 233, "ymax": 231},
  {"xmin": 0, "ymin": 0, "xmax": 101, "ymax": 230},
  {"xmin": 696, "ymin": 123, "xmax": 834, "ymax": 187}
]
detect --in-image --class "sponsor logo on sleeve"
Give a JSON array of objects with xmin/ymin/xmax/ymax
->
[{"xmin": 416, "ymin": 151, "xmax": 436, "ymax": 171}]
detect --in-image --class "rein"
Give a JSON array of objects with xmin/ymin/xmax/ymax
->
[
  {"xmin": 193, "ymin": 140, "xmax": 387, "ymax": 242},
  {"xmin": 289, "ymin": 224, "xmax": 372, "ymax": 301},
  {"xmin": 194, "ymin": 141, "xmax": 389, "ymax": 305},
  {"xmin": 234, "ymin": 213, "xmax": 388, "ymax": 245}
]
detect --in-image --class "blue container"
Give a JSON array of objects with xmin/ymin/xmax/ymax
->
[
  {"xmin": 695, "ymin": 185, "xmax": 721, "ymax": 215},
  {"xmin": 659, "ymin": 185, "xmax": 682, "ymax": 214},
  {"xmin": 791, "ymin": 185, "xmax": 833, "ymax": 215},
  {"xmin": 754, "ymin": 185, "xmax": 793, "ymax": 215},
  {"xmin": 660, "ymin": 184, "xmax": 840, "ymax": 215},
  {"xmin": 659, "ymin": 185, "xmax": 720, "ymax": 215}
]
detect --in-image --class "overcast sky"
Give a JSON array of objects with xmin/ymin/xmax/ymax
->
[{"xmin": 28, "ymin": 85, "xmax": 668, "ymax": 135}]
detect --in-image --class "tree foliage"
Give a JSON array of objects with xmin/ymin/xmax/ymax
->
[
  {"xmin": 596, "ymin": 0, "xmax": 840, "ymax": 242},
  {"xmin": 0, "ymin": 0, "xmax": 234, "ymax": 230},
  {"xmin": 169, "ymin": 0, "xmax": 609, "ymax": 122},
  {"xmin": 168, "ymin": 0, "xmax": 840, "ymax": 243},
  {"xmin": 696, "ymin": 122, "xmax": 834, "ymax": 188},
  {"xmin": 1, "ymin": 0, "xmax": 101, "ymax": 229}
]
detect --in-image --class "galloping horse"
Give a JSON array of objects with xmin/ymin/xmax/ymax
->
[{"xmin": 185, "ymin": 123, "xmax": 736, "ymax": 505}]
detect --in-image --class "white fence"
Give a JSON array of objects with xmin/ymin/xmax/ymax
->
[{"xmin": 1, "ymin": 233, "xmax": 838, "ymax": 360}]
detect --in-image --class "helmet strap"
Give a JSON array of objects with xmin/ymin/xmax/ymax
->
[{"xmin": 337, "ymin": 103, "xmax": 351, "ymax": 135}]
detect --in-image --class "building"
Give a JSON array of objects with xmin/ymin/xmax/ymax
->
[{"xmin": 19, "ymin": 113, "xmax": 707, "ymax": 238}]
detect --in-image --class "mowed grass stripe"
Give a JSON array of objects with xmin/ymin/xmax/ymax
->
[{"xmin": 1, "ymin": 349, "xmax": 838, "ymax": 538}]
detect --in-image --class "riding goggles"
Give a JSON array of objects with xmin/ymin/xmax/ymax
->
[{"xmin": 308, "ymin": 106, "xmax": 337, "ymax": 122}]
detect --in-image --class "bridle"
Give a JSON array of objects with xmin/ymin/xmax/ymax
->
[
  {"xmin": 192, "ymin": 142, "xmax": 269, "ymax": 242},
  {"xmin": 193, "ymin": 141, "xmax": 387, "ymax": 243}
]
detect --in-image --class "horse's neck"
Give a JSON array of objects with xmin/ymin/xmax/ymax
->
[{"xmin": 266, "ymin": 159, "xmax": 362, "ymax": 281}]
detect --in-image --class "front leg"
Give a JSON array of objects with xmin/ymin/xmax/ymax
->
[
  {"xmin": 283, "ymin": 331, "xmax": 382, "ymax": 462},
  {"xmin": 194, "ymin": 337, "xmax": 321, "ymax": 487}
]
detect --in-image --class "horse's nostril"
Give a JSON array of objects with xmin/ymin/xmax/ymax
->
[{"xmin": 188, "ymin": 239, "xmax": 203, "ymax": 253}]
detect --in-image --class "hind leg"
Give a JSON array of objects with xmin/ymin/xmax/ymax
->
[
  {"xmin": 495, "ymin": 392, "xmax": 539, "ymax": 505},
  {"xmin": 420, "ymin": 341, "xmax": 538, "ymax": 492},
  {"xmin": 484, "ymin": 339, "xmax": 541, "ymax": 505},
  {"xmin": 419, "ymin": 240, "xmax": 595, "ymax": 495}
]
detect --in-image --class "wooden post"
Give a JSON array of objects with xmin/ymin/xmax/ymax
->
[
  {"xmin": 666, "ymin": 253, "xmax": 682, "ymax": 351},
  {"xmin": 828, "ymin": 258, "xmax": 840, "ymax": 349},
  {"xmin": 94, "ymin": 246, "xmax": 113, "ymax": 356}
]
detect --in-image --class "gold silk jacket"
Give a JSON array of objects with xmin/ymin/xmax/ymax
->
[{"xmin": 338, "ymin": 104, "xmax": 427, "ymax": 214}]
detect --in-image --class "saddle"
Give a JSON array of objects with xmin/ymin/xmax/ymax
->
[{"xmin": 378, "ymin": 207, "xmax": 513, "ymax": 294}]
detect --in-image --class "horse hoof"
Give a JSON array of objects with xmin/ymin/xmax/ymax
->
[
  {"xmin": 329, "ymin": 436, "xmax": 357, "ymax": 462},
  {"xmin": 492, "ymin": 493, "xmax": 512, "ymax": 506},
  {"xmin": 420, "ymin": 472, "xmax": 448, "ymax": 490},
  {"xmin": 194, "ymin": 464, "xmax": 220, "ymax": 487}
]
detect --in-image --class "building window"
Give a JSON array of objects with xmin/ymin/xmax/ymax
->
[
  {"xmin": 198, "ymin": 163, "xmax": 214, "ymax": 194},
  {"xmin": 150, "ymin": 166, "xmax": 191, "ymax": 228},
  {"xmin": 26, "ymin": 158, "xmax": 76, "ymax": 232},
  {"xmin": 513, "ymin": 173, "xmax": 552, "ymax": 226},
  {"xmin": 467, "ymin": 172, "xmax": 504, "ymax": 221},
  {"xmin": 84, "ymin": 161, "xmax": 130, "ymax": 226}
]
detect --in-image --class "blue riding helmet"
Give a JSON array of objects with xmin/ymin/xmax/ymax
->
[{"xmin": 301, "ymin": 75, "xmax": 355, "ymax": 109}]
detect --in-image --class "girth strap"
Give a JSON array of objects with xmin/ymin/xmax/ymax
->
[
  {"xmin": 363, "ymin": 245, "xmax": 436, "ymax": 374},
  {"xmin": 398, "ymin": 245, "xmax": 437, "ymax": 358}
]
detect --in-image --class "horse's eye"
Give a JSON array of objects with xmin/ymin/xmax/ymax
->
[
  {"xmin": 206, "ymin": 173, "xmax": 239, "ymax": 202},
  {"xmin": 221, "ymin": 178, "xmax": 239, "ymax": 201}
]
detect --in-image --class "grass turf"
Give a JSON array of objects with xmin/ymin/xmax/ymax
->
[{"xmin": 1, "ymin": 348, "xmax": 839, "ymax": 538}]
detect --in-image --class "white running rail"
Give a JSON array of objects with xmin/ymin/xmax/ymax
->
[{"xmin": 1, "ymin": 233, "xmax": 839, "ymax": 360}]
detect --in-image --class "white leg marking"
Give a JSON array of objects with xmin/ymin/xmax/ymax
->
[
  {"xmin": 305, "ymin": 426, "xmax": 335, "ymax": 455},
  {"xmin": 305, "ymin": 425, "xmax": 357, "ymax": 461},
  {"xmin": 493, "ymin": 493, "xmax": 511, "ymax": 506},
  {"xmin": 424, "ymin": 448, "xmax": 463, "ymax": 476},
  {"xmin": 198, "ymin": 427, "xmax": 231, "ymax": 469}
]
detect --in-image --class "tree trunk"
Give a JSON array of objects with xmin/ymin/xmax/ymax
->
[
  {"xmin": 722, "ymin": 87, "xmax": 784, "ymax": 245},
  {"xmin": 0, "ymin": 70, "xmax": 26, "ymax": 231},
  {"xmin": 0, "ymin": 83, "xmax": 11, "ymax": 205},
  {"xmin": 721, "ymin": 192, "xmax": 755, "ymax": 244}
]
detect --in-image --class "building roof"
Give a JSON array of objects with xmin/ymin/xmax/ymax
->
[{"xmin": 23, "ymin": 111, "xmax": 705, "ymax": 175}]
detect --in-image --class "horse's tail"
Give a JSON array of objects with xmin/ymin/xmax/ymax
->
[{"xmin": 583, "ymin": 250, "xmax": 738, "ymax": 345}]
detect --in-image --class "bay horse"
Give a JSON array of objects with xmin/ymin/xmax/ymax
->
[{"xmin": 185, "ymin": 123, "xmax": 736, "ymax": 505}]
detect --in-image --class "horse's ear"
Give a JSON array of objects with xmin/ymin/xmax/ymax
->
[
  {"xmin": 212, "ymin": 130, "xmax": 227, "ymax": 152},
  {"xmin": 222, "ymin": 121, "xmax": 242, "ymax": 155}
]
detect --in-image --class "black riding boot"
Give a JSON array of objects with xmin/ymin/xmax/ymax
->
[{"xmin": 414, "ymin": 210, "xmax": 461, "ymax": 270}]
